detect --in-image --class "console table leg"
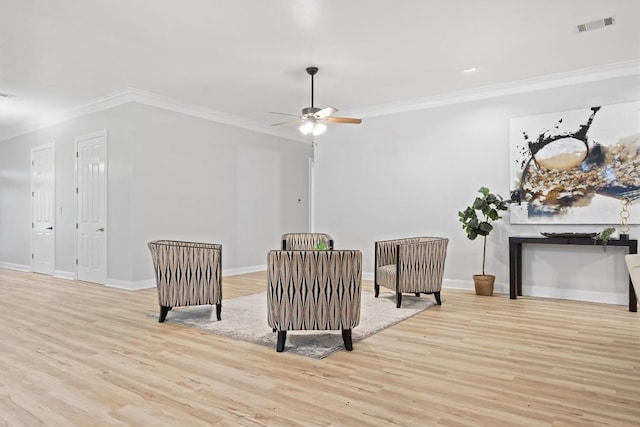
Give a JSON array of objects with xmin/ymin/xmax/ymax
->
[
  {"xmin": 630, "ymin": 242, "xmax": 638, "ymax": 313},
  {"xmin": 509, "ymin": 241, "xmax": 523, "ymax": 299},
  {"xmin": 509, "ymin": 241, "xmax": 517, "ymax": 299},
  {"xmin": 516, "ymin": 243, "xmax": 523, "ymax": 296}
]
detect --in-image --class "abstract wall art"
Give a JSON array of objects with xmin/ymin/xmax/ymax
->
[{"xmin": 509, "ymin": 101, "xmax": 640, "ymax": 224}]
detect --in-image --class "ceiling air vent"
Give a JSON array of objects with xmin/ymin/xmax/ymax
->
[{"xmin": 577, "ymin": 16, "xmax": 615, "ymax": 33}]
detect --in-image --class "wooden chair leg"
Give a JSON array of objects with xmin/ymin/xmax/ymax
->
[
  {"xmin": 159, "ymin": 306, "xmax": 171, "ymax": 323},
  {"xmin": 276, "ymin": 331, "xmax": 287, "ymax": 352},
  {"xmin": 374, "ymin": 284, "xmax": 380, "ymax": 297},
  {"xmin": 215, "ymin": 303, "xmax": 222, "ymax": 321},
  {"xmin": 342, "ymin": 329, "xmax": 353, "ymax": 351},
  {"xmin": 396, "ymin": 292, "xmax": 402, "ymax": 308},
  {"xmin": 434, "ymin": 291, "xmax": 442, "ymax": 305},
  {"xmin": 415, "ymin": 292, "xmax": 420, "ymax": 297}
]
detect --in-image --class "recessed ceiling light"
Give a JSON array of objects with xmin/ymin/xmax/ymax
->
[{"xmin": 463, "ymin": 67, "xmax": 477, "ymax": 73}]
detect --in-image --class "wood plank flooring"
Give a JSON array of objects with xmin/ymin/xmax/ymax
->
[{"xmin": 0, "ymin": 267, "xmax": 638, "ymax": 426}]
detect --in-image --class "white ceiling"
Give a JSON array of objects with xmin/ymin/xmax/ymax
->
[{"xmin": 1, "ymin": 0, "xmax": 639, "ymax": 141}]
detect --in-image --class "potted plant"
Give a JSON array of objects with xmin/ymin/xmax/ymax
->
[
  {"xmin": 458, "ymin": 186, "xmax": 509, "ymax": 295},
  {"xmin": 593, "ymin": 227, "xmax": 616, "ymax": 252}
]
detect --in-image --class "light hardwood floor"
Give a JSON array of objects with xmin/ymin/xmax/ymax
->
[{"xmin": 0, "ymin": 267, "xmax": 638, "ymax": 426}]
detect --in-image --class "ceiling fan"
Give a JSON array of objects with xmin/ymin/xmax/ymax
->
[{"xmin": 270, "ymin": 66, "xmax": 362, "ymax": 136}]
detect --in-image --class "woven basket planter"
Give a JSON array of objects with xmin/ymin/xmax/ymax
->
[{"xmin": 473, "ymin": 274, "xmax": 495, "ymax": 296}]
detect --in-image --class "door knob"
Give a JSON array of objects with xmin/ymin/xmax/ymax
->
[
  {"xmin": 46, "ymin": 226, "xmax": 53, "ymax": 230},
  {"xmin": 96, "ymin": 227, "xmax": 105, "ymax": 232}
]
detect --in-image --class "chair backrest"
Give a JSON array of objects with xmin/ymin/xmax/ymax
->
[
  {"xmin": 267, "ymin": 250, "xmax": 361, "ymax": 331},
  {"xmin": 281, "ymin": 233, "xmax": 334, "ymax": 250},
  {"xmin": 147, "ymin": 240, "xmax": 222, "ymax": 306},
  {"xmin": 375, "ymin": 237, "xmax": 447, "ymax": 267}
]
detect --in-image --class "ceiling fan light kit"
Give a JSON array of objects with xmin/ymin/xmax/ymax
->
[
  {"xmin": 300, "ymin": 120, "xmax": 326, "ymax": 136},
  {"xmin": 270, "ymin": 66, "xmax": 362, "ymax": 136}
]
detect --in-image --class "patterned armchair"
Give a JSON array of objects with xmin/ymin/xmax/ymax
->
[
  {"xmin": 281, "ymin": 233, "xmax": 334, "ymax": 250},
  {"xmin": 147, "ymin": 240, "xmax": 222, "ymax": 323},
  {"xmin": 375, "ymin": 237, "xmax": 449, "ymax": 308},
  {"xmin": 267, "ymin": 250, "xmax": 362, "ymax": 352}
]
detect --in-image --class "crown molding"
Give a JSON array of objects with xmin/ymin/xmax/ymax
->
[
  {"xmin": 344, "ymin": 59, "xmax": 640, "ymax": 118},
  {"xmin": 0, "ymin": 87, "xmax": 307, "ymax": 143},
  {"xmin": 123, "ymin": 88, "xmax": 306, "ymax": 143},
  {"xmin": 2, "ymin": 60, "xmax": 638, "ymax": 142}
]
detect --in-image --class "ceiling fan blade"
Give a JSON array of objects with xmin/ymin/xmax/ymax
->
[
  {"xmin": 270, "ymin": 119, "xmax": 301, "ymax": 127},
  {"xmin": 325, "ymin": 117, "xmax": 362, "ymax": 124},
  {"xmin": 269, "ymin": 111, "xmax": 298, "ymax": 117},
  {"xmin": 315, "ymin": 107, "xmax": 338, "ymax": 119}
]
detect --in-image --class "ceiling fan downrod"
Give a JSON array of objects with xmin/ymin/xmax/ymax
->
[{"xmin": 306, "ymin": 66, "xmax": 318, "ymax": 108}]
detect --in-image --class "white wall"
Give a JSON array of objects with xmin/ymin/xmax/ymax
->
[
  {"xmin": 0, "ymin": 136, "xmax": 31, "ymax": 269},
  {"xmin": 128, "ymin": 104, "xmax": 311, "ymax": 282},
  {"xmin": 313, "ymin": 74, "xmax": 640, "ymax": 305},
  {"xmin": 2, "ymin": 75, "xmax": 638, "ymax": 302},
  {"xmin": 0, "ymin": 103, "xmax": 312, "ymax": 287},
  {"xmin": 0, "ymin": 105, "xmax": 136, "ymax": 275}
]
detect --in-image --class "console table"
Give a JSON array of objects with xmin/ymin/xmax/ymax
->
[{"xmin": 509, "ymin": 236, "xmax": 638, "ymax": 312}]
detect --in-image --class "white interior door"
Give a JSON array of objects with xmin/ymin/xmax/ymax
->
[
  {"xmin": 76, "ymin": 131, "xmax": 107, "ymax": 284},
  {"xmin": 31, "ymin": 144, "xmax": 55, "ymax": 275}
]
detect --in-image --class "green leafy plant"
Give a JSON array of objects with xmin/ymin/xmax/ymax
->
[
  {"xmin": 458, "ymin": 187, "xmax": 509, "ymax": 275},
  {"xmin": 314, "ymin": 242, "xmax": 328, "ymax": 250},
  {"xmin": 594, "ymin": 227, "xmax": 615, "ymax": 252}
]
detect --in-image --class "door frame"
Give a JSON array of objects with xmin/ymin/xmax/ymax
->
[
  {"xmin": 30, "ymin": 142, "xmax": 55, "ymax": 275},
  {"xmin": 75, "ymin": 130, "xmax": 108, "ymax": 283}
]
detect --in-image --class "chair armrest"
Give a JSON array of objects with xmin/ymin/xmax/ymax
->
[
  {"xmin": 375, "ymin": 240, "xmax": 399, "ymax": 267},
  {"xmin": 397, "ymin": 238, "xmax": 448, "ymax": 287},
  {"xmin": 375, "ymin": 237, "xmax": 430, "ymax": 267}
]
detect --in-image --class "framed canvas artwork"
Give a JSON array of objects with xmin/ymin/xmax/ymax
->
[{"xmin": 509, "ymin": 101, "xmax": 640, "ymax": 224}]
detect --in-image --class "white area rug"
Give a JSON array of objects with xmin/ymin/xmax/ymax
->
[{"xmin": 158, "ymin": 290, "xmax": 437, "ymax": 359}]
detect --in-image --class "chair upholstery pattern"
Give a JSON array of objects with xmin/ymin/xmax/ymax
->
[
  {"xmin": 625, "ymin": 254, "xmax": 640, "ymax": 308},
  {"xmin": 267, "ymin": 250, "xmax": 362, "ymax": 352},
  {"xmin": 281, "ymin": 233, "xmax": 334, "ymax": 250},
  {"xmin": 375, "ymin": 237, "xmax": 449, "ymax": 308},
  {"xmin": 147, "ymin": 240, "xmax": 222, "ymax": 322}
]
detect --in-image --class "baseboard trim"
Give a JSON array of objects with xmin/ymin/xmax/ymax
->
[
  {"xmin": 366, "ymin": 276, "xmax": 625, "ymax": 305},
  {"xmin": 443, "ymin": 279, "xmax": 510, "ymax": 294},
  {"xmin": 54, "ymin": 270, "xmax": 74, "ymax": 280},
  {"xmin": 106, "ymin": 278, "xmax": 155, "ymax": 291},
  {"xmin": 522, "ymin": 286, "xmax": 629, "ymax": 306},
  {"xmin": 103, "ymin": 264, "xmax": 269, "ymax": 291},
  {"xmin": 223, "ymin": 264, "xmax": 267, "ymax": 277},
  {"xmin": 2, "ymin": 264, "xmax": 629, "ymax": 305},
  {"xmin": 442, "ymin": 278, "xmax": 626, "ymax": 305},
  {"xmin": 361, "ymin": 276, "xmax": 509, "ymax": 294},
  {"xmin": 0, "ymin": 262, "xmax": 30, "ymax": 272}
]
